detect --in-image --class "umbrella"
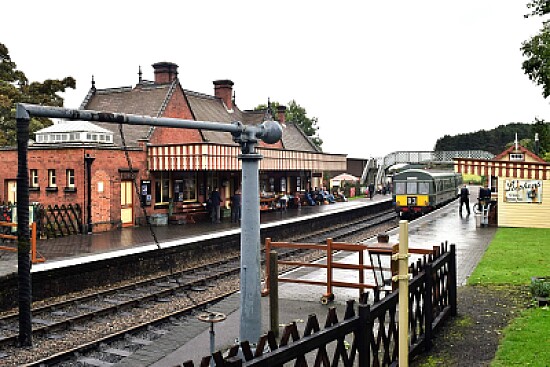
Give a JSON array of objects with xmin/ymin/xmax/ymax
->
[{"xmin": 331, "ymin": 173, "xmax": 359, "ymax": 182}]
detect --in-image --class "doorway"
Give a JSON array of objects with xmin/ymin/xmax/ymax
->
[{"xmin": 120, "ymin": 180, "xmax": 134, "ymax": 226}]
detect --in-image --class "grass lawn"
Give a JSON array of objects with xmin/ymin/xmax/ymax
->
[
  {"xmin": 467, "ymin": 227, "xmax": 550, "ymax": 366},
  {"xmin": 467, "ymin": 228, "xmax": 550, "ymax": 285}
]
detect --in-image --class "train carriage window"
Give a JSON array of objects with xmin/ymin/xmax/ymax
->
[
  {"xmin": 395, "ymin": 182, "xmax": 406, "ymax": 195},
  {"xmin": 418, "ymin": 182, "xmax": 429, "ymax": 195},
  {"xmin": 406, "ymin": 182, "xmax": 417, "ymax": 194}
]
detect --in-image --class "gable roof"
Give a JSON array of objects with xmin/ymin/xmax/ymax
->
[
  {"xmin": 81, "ymin": 81, "xmax": 175, "ymax": 146},
  {"xmin": 80, "ymin": 70, "xmax": 320, "ymax": 152},
  {"xmin": 493, "ymin": 144, "xmax": 546, "ymax": 163}
]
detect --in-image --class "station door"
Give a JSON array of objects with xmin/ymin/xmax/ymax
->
[{"xmin": 120, "ymin": 180, "xmax": 134, "ymax": 226}]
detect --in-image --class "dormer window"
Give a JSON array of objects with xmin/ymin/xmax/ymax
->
[{"xmin": 510, "ymin": 153, "xmax": 524, "ymax": 161}]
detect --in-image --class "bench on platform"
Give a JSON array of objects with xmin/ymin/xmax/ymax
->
[{"xmin": 169, "ymin": 202, "xmax": 209, "ymax": 224}]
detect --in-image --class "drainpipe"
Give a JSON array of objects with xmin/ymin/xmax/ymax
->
[{"xmin": 84, "ymin": 154, "xmax": 95, "ymax": 234}]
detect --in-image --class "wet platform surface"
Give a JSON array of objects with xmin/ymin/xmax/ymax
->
[
  {"xmin": 0, "ymin": 196, "xmax": 387, "ymax": 277},
  {"xmin": 118, "ymin": 187, "xmax": 498, "ymax": 367},
  {"xmin": 1, "ymin": 188, "xmax": 497, "ymax": 366}
]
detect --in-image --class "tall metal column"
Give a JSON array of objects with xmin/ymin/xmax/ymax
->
[
  {"xmin": 16, "ymin": 105, "xmax": 32, "ymax": 347},
  {"xmin": 239, "ymin": 146, "xmax": 262, "ymax": 343},
  {"xmin": 15, "ymin": 104, "xmax": 282, "ymax": 347}
]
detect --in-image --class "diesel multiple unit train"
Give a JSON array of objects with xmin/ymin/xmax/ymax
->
[{"xmin": 392, "ymin": 169, "xmax": 462, "ymax": 218}]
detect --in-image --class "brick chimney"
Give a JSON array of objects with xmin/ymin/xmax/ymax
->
[
  {"xmin": 152, "ymin": 62, "xmax": 178, "ymax": 84},
  {"xmin": 213, "ymin": 80, "xmax": 234, "ymax": 110},
  {"xmin": 277, "ymin": 105, "xmax": 287, "ymax": 124}
]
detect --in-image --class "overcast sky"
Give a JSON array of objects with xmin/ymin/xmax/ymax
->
[{"xmin": 2, "ymin": 1, "xmax": 549, "ymax": 158}]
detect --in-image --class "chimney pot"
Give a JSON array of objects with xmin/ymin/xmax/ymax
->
[
  {"xmin": 152, "ymin": 62, "xmax": 179, "ymax": 84},
  {"xmin": 277, "ymin": 105, "xmax": 287, "ymax": 124},
  {"xmin": 213, "ymin": 79, "xmax": 234, "ymax": 110}
]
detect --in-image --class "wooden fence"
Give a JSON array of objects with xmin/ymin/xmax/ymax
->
[
  {"xmin": 37, "ymin": 204, "xmax": 83, "ymax": 239},
  {"xmin": 182, "ymin": 242, "xmax": 456, "ymax": 367}
]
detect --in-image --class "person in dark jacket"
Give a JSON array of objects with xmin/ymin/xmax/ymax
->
[
  {"xmin": 210, "ymin": 187, "xmax": 222, "ymax": 223},
  {"xmin": 459, "ymin": 184, "xmax": 470, "ymax": 216},
  {"xmin": 230, "ymin": 189, "xmax": 242, "ymax": 223}
]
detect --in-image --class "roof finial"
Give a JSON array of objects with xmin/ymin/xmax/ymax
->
[
  {"xmin": 138, "ymin": 65, "xmax": 143, "ymax": 83},
  {"xmin": 515, "ymin": 133, "xmax": 518, "ymax": 150},
  {"xmin": 265, "ymin": 97, "xmax": 274, "ymax": 121},
  {"xmin": 91, "ymin": 75, "xmax": 96, "ymax": 91}
]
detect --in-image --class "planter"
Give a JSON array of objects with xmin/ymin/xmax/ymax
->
[{"xmin": 530, "ymin": 277, "xmax": 550, "ymax": 307}]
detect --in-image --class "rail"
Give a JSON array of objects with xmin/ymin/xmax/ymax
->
[
  {"xmin": 262, "ymin": 237, "xmax": 439, "ymax": 304},
  {"xmin": 0, "ymin": 222, "xmax": 44, "ymax": 263}
]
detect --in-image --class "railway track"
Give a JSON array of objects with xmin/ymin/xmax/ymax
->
[{"xmin": 0, "ymin": 210, "xmax": 398, "ymax": 366}]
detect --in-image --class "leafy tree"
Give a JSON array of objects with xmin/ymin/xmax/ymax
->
[
  {"xmin": 0, "ymin": 42, "xmax": 75, "ymax": 146},
  {"xmin": 434, "ymin": 123, "xmax": 533, "ymax": 155},
  {"xmin": 255, "ymin": 99, "xmax": 323, "ymax": 150}
]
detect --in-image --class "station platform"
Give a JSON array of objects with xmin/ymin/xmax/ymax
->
[
  {"xmin": 115, "ymin": 187, "xmax": 498, "ymax": 367},
  {"xmin": 0, "ymin": 195, "xmax": 389, "ymax": 278}
]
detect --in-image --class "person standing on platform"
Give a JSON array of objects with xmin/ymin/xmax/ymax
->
[
  {"xmin": 230, "ymin": 189, "xmax": 242, "ymax": 223},
  {"xmin": 210, "ymin": 187, "xmax": 222, "ymax": 223},
  {"xmin": 368, "ymin": 183, "xmax": 375, "ymax": 200},
  {"xmin": 459, "ymin": 184, "xmax": 470, "ymax": 216}
]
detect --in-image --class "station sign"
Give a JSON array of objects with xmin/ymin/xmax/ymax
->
[{"xmin": 504, "ymin": 180, "xmax": 542, "ymax": 203}]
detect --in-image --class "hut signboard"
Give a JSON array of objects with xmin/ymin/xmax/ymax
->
[{"xmin": 504, "ymin": 180, "xmax": 542, "ymax": 204}]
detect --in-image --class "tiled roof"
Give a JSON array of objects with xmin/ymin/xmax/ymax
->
[
  {"xmin": 185, "ymin": 90, "xmax": 236, "ymax": 145},
  {"xmin": 281, "ymin": 122, "xmax": 320, "ymax": 152},
  {"xmin": 80, "ymin": 78, "xmax": 320, "ymax": 152},
  {"xmin": 82, "ymin": 82, "xmax": 174, "ymax": 146}
]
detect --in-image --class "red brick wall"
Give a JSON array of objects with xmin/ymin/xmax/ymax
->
[
  {"xmin": 150, "ymin": 86, "xmax": 203, "ymax": 145},
  {"xmin": 0, "ymin": 147, "xmax": 148, "ymax": 232}
]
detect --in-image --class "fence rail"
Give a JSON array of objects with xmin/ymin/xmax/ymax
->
[{"xmin": 182, "ymin": 242, "xmax": 456, "ymax": 367}]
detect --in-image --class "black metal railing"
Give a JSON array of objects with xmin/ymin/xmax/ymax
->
[{"xmin": 183, "ymin": 242, "xmax": 456, "ymax": 367}]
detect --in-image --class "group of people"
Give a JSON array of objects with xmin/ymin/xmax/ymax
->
[
  {"xmin": 206, "ymin": 187, "xmax": 242, "ymax": 224},
  {"xmin": 304, "ymin": 187, "xmax": 338, "ymax": 206},
  {"xmin": 207, "ymin": 185, "xmax": 349, "ymax": 224}
]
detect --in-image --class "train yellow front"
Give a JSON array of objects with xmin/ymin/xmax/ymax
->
[{"xmin": 392, "ymin": 169, "xmax": 462, "ymax": 218}]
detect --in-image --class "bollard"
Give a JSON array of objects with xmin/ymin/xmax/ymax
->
[{"xmin": 269, "ymin": 251, "xmax": 279, "ymax": 338}]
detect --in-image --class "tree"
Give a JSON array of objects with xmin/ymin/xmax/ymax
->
[
  {"xmin": 255, "ymin": 100, "xmax": 323, "ymax": 150},
  {"xmin": 0, "ymin": 42, "xmax": 75, "ymax": 146},
  {"xmin": 522, "ymin": 1, "xmax": 550, "ymax": 98}
]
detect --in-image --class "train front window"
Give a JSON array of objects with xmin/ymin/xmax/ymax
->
[
  {"xmin": 406, "ymin": 182, "xmax": 417, "ymax": 194},
  {"xmin": 395, "ymin": 182, "xmax": 406, "ymax": 195},
  {"xmin": 418, "ymin": 182, "xmax": 429, "ymax": 195}
]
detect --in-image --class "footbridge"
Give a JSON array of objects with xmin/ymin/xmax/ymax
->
[{"xmin": 360, "ymin": 150, "xmax": 495, "ymax": 186}]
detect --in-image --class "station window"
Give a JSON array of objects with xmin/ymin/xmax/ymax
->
[
  {"xmin": 155, "ymin": 172, "xmax": 171, "ymax": 206},
  {"xmin": 174, "ymin": 175, "xmax": 197, "ymax": 202},
  {"xmin": 510, "ymin": 153, "xmax": 524, "ymax": 161},
  {"xmin": 66, "ymin": 169, "xmax": 75, "ymax": 188},
  {"xmin": 48, "ymin": 169, "xmax": 57, "ymax": 187},
  {"xmin": 30, "ymin": 169, "xmax": 39, "ymax": 188}
]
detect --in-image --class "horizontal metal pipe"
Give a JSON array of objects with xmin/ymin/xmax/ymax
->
[{"xmin": 18, "ymin": 104, "xmax": 243, "ymax": 134}]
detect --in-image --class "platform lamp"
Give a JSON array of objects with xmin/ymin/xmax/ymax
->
[
  {"xmin": 84, "ymin": 154, "xmax": 95, "ymax": 234},
  {"xmin": 366, "ymin": 233, "xmax": 398, "ymax": 295}
]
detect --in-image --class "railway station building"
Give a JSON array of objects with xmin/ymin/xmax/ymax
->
[
  {"xmin": 454, "ymin": 143, "xmax": 550, "ymax": 228},
  {"xmin": 0, "ymin": 62, "xmax": 346, "ymax": 232}
]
